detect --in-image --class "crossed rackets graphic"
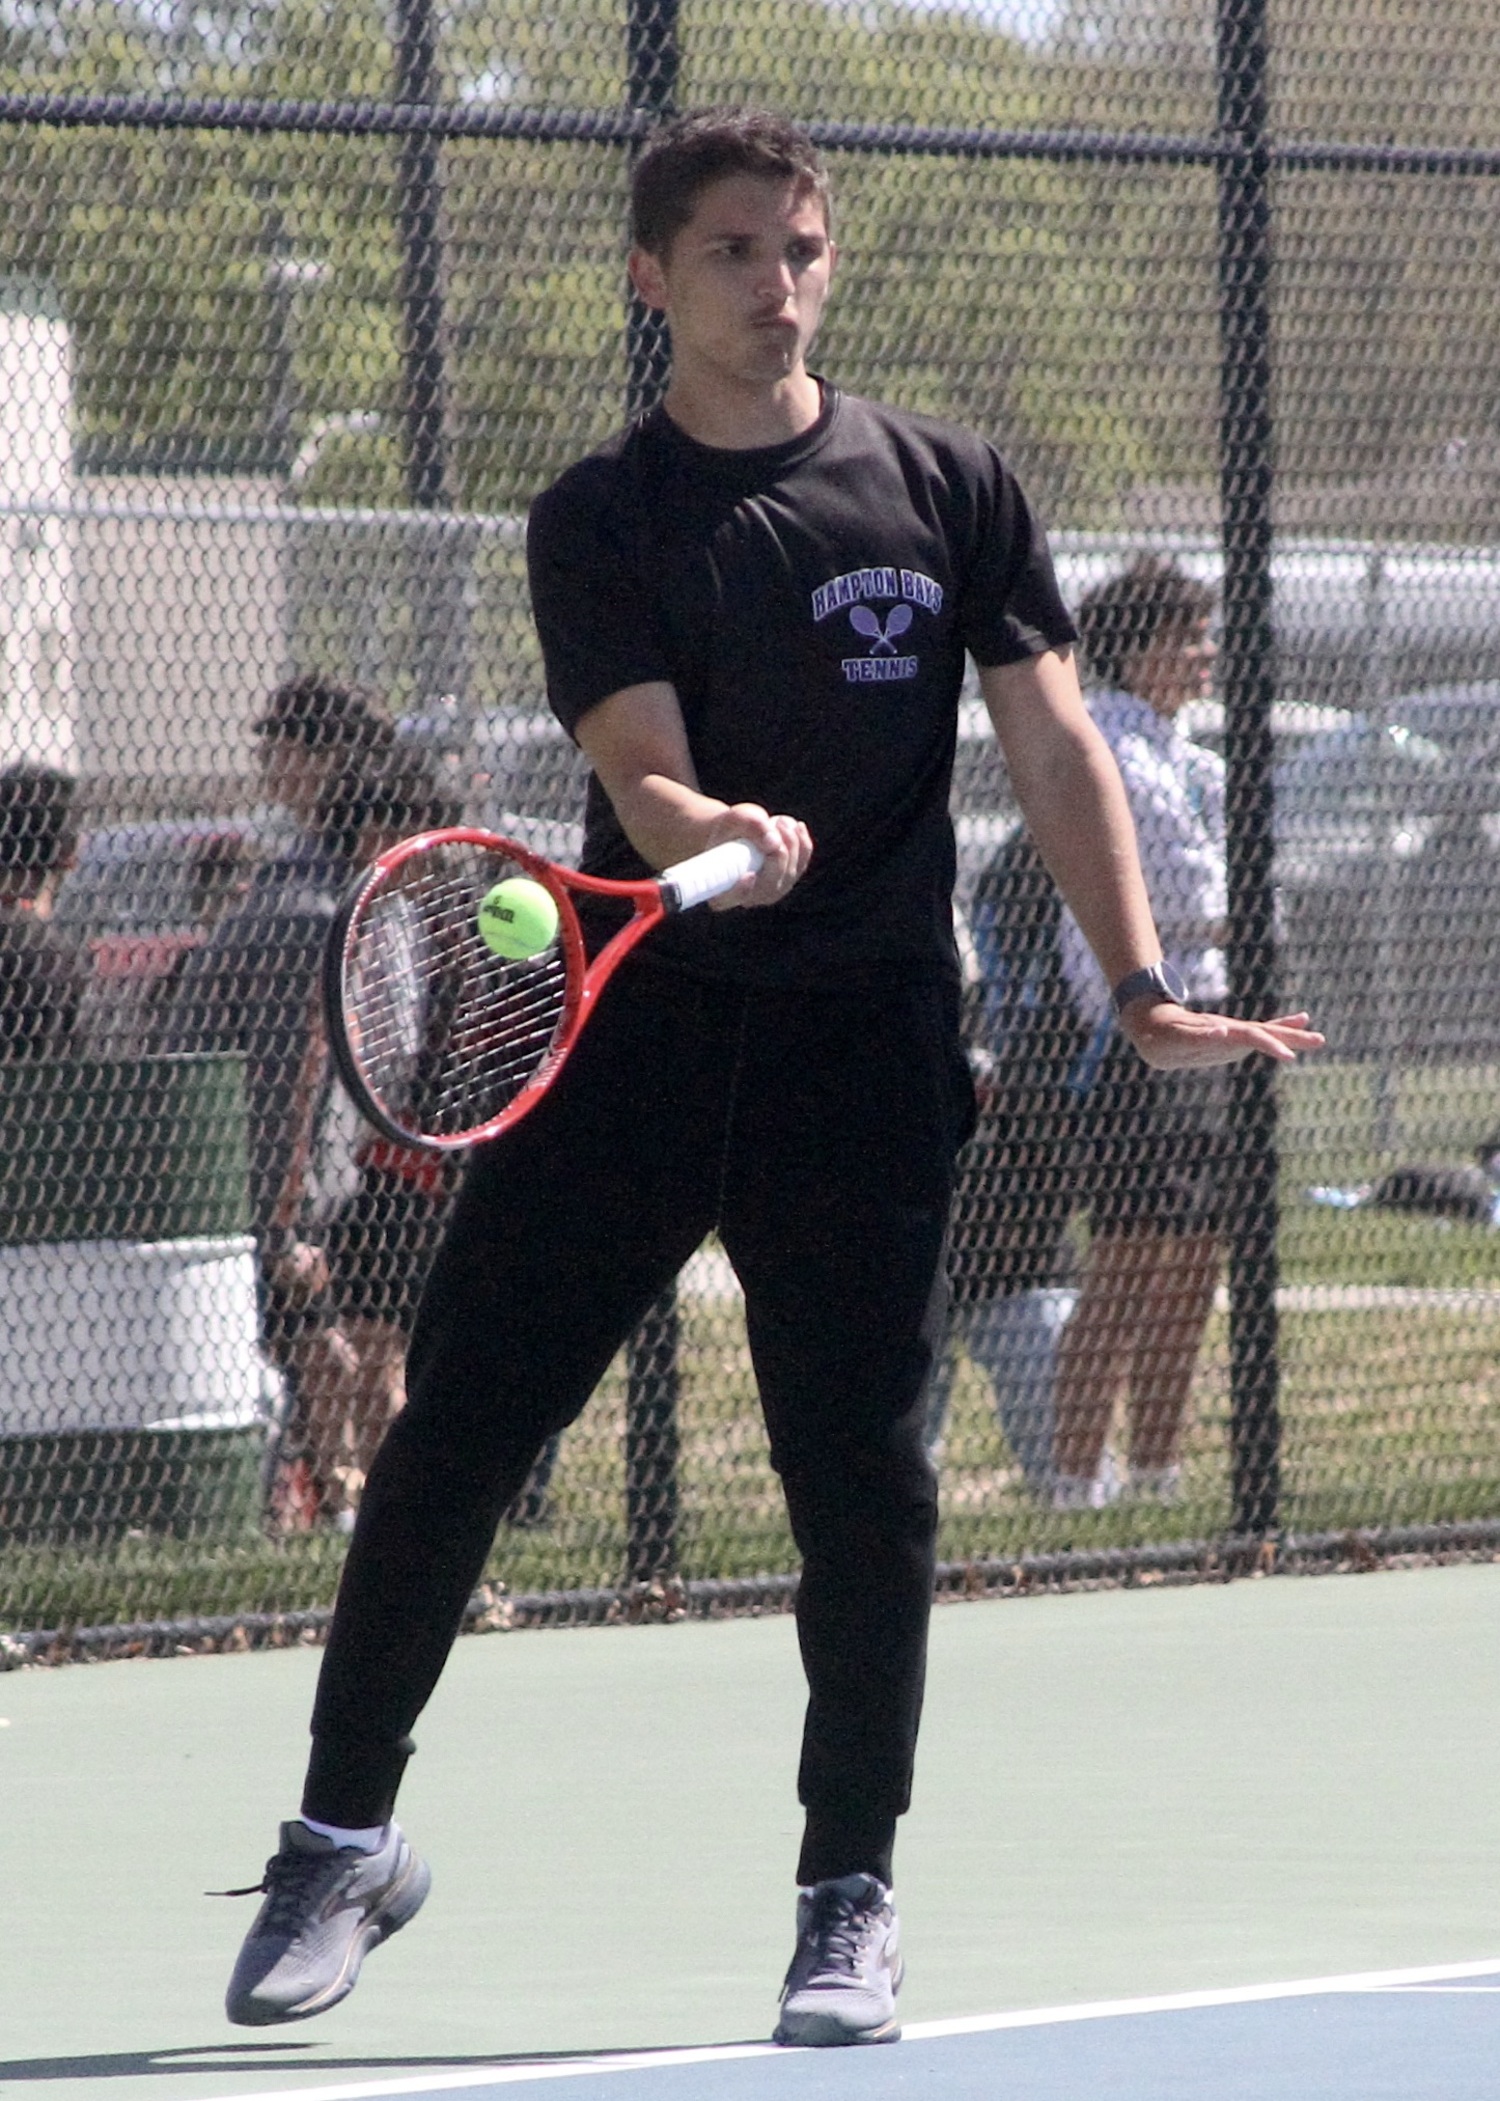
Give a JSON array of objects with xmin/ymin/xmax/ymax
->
[{"xmin": 848, "ymin": 602, "xmax": 914, "ymax": 655}]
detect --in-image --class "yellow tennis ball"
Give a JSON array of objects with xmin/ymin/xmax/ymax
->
[{"xmin": 477, "ymin": 876, "xmax": 560, "ymax": 960}]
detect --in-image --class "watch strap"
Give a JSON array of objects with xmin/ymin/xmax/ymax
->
[{"xmin": 1111, "ymin": 960, "xmax": 1189, "ymax": 1015}]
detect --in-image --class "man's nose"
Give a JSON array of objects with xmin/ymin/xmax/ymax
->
[{"xmin": 756, "ymin": 255, "xmax": 796, "ymax": 301}]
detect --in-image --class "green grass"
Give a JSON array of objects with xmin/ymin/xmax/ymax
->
[
  {"xmin": 9, "ymin": 1059, "xmax": 1500, "ymax": 1637},
  {"xmin": 1280, "ymin": 1057, "xmax": 1500, "ymax": 1287}
]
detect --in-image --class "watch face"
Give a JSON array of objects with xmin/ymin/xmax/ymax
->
[{"xmin": 1158, "ymin": 959, "xmax": 1189, "ymax": 1004}]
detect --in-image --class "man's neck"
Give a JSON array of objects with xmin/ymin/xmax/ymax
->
[{"xmin": 660, "ymin": 367, "xmax": 823, "ymax": 451}]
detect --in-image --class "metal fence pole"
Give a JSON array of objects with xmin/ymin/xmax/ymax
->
[
  {"xmin": 621, "ymin": 0, "xmax": 683, "ymax": 1588},
  {"xmin": 393, "ymin": 0, "xmax": 473, "ymax": 712},
  {"xmin": 625, "ymin": 0, "xmax": 680, "ymax": 421},
  {"xmin": 1215, "ymin": 0, "xmax": 1282, "ymax": 1540},
  {"xmin": 394, "ymin": 0, "xmax": 450, "ymax": 510},
  {"xmin": 624, "ymin": 1290, "xmax": 683, "ymax": 1585}
]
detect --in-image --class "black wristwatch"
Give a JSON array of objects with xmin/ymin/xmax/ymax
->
[{"xmin": 1111, "ymin": 959, "xmax": 1189, "ymax": 1016}]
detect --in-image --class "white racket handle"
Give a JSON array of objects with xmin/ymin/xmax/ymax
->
[{"xmin": 659, "ymin": 839, "xmax": 766, "ymax": 913}]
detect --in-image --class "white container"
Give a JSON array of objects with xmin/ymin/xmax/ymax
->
[{"xmin": 0, "ymin": 1235, "xmax": 266, "ymax": 1437}]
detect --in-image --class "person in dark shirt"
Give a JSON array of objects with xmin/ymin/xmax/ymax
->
[
  {"xmin": 307, "ymin": 760, "xmax": 465, "ymax": 1501},
  {"xmin": 168, "ymin": 678, "xmax": 399, "ymax": 1529},
  {"xmin": 0, "ymin": 764, "xmax": 87, "ymax": 1061},
  {"xmin": 224, "ymin": 106, "xmax": 1321, "ymax": 2043}
]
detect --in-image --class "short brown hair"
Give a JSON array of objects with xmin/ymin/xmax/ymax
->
[
  {"xmin": 253, "ymin": 674, "xmax": 396, "ymax": 757},
  {"xmin": 630, "ymin": 106, "xmax": 832, "ymax": 259},
  {"xmin": 1076, "ymin": 557, "xmax": 1217, "ymax": 690}
]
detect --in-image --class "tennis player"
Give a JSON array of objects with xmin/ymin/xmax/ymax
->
[{"xmin": 225, "ymin": 106, "xmax": 1320, "ymax": 2044}]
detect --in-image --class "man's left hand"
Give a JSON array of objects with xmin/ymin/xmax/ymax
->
[{"xmin": 1120, "ymin": 1004, "xmax": 1324, "ymax": 1071}]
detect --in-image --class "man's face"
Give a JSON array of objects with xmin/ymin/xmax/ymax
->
[
  {"xmin": 1125, "ymin": 618, "xmax": 1217, "ymax": 718},
  {"xmin": 629, "ymin": 174, "xmax": 835, "ymax": 393}
]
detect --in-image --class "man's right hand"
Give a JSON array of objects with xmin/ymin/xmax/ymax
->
[
  {"xmin": 704, "ymin": 804, "xmax": 813, "ymax": 911},
  {"xmin": 576, "ymin": 681, "xmax": 812, "ymax": 906}
]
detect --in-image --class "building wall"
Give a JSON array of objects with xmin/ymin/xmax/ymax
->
[
  {"xmin": 71, "ymin": 479, "xmax": 288, "ymax": 785},
  {"xmin": 0, "ymin": 300, "xmax": 74, "ymax": 770}
]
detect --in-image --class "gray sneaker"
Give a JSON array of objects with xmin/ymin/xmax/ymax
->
[
  {"xmin": 773, "ymin": 1872, "xmax": 903, "ymax": 2047},
  {"xmin": 224, "ymin": 1819, "xmax": 430, "ymax": 2025}
]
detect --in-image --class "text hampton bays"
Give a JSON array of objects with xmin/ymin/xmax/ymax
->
[{"xmin": 811, "ymin": 568, "xmax": 944, "ymax": 622}]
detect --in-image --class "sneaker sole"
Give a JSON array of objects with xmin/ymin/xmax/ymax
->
[
  {"xmin": 228, "ymin": 1852, "xmax": 432, "ymax": 2026},
  {"xmin": 773, "ymin": 1954, "xmax": 905, "ymax": 2048},
  {"xmin": 773, "ymin": 2008, "xmax": 902, "ymax": 2047}
]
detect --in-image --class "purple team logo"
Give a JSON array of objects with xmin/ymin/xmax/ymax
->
[
  {"xmin": 810, "ymin": 565, "xmax": 941, "ymax": 685},
  {"xmin": 849, "ymin": 603, "xmax": 913, "ymax": 656}
]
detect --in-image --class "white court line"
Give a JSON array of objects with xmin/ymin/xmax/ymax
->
[
  {"xmin": 900, "ymin": 1953, "xmax": 1500, "ymax": 2040},
  {"xmin": 209, "ymin": 1954, "xmax": 1500, "ymax": 2101}
]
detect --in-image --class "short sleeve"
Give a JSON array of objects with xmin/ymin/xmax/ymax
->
[
  {"xmin": 526, "ymin": 465, "xmax": 676, "ymax": 738},
  {"xmin": 958, "ymin": 456, "xmax": 1078, "ymax": 669}
]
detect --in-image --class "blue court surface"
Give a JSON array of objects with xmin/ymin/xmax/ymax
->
[{"xmin": 193, "ymin": 1962, "xmax": 1500, "ymax": 2101}]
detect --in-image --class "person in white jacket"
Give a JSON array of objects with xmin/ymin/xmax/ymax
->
[{"xmin": 1052, "ymin": 558, "xmax": 1229, "ymax": 1509}]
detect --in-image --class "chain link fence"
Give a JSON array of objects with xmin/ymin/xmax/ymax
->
[{"xmin": 2, "ymin": 0, "xmax": 1500, "ymax": 1653}]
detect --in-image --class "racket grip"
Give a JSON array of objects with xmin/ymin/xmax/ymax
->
[{"xmin": 659, "ymin": 839, "xmax": 765, "ymax": 913}]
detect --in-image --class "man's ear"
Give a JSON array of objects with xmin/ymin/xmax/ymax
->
[{"xmin": 628, "ymin": 245, "xmax": 668, "ymax": 313}]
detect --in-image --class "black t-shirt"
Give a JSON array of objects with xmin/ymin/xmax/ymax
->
[{"xmin": 526, "ymin": 383, "xmax": 1077, "ymax": 987}]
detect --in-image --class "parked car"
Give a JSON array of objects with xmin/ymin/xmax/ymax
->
[
  {"xmin": 1272, "ymin": 704, "xmax": 1500, "ymax": 1058},
  {"xmin": 1363, "ymin": 680, "xmax": 1500, "ymax": 774}
]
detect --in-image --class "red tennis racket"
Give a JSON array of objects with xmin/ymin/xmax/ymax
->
[{"xmin": 322, "ymin": 827, "xmax": 762, "ymax": 1151}]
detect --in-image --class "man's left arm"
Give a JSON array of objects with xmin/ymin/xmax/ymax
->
[{"xmin": 979, "ymin": 648, "xmax": 1322, "ymax": 1071}]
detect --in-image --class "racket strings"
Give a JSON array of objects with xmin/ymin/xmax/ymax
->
[{"xmin": 342, "ymin": 844, "xmax": 570, "ymax": 1143}]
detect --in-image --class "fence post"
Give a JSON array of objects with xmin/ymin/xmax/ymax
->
[
  {"xmin": 625, "ymin": 0, "xmax": 680, "ymax": 420},
  {"xmin": 394, "ymin": 0, "xmax": 450, "ymax": 511},
  {"xmin": 393, "ymin": 0, "xmax": 473, "ymax": 713},
  {"xmin": 625, "ymin": 1290, "xmax": 683, "ymax": 1585},
  {"xmin": 620, "ymin": 0, "xmax": 684, "ymax": 1589},
  {"xmin": 1215, "ymin": 0, "xmax": 1282, "ymax": 1540}
]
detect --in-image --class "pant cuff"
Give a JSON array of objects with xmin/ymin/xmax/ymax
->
[{"xmin": 301, "ymin": 1732, "xmax": 416, "ymax": 1828}]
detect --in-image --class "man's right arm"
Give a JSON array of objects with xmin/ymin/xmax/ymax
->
[{"xmin": 572, "ymin": 681, "xmax": 812, "ymax": 911}]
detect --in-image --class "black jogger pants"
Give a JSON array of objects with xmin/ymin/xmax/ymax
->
[{"xmin": 304, "ymin": 956, "xmax": 971, "ymax": 1886}]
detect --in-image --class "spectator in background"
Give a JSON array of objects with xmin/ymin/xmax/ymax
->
[
  {"xmin": 302, "ymin": 758, "xmax": 561, "ymax": 1526},
  {"xmin": 926, "ymin": 831, "xmax": 1087, "ymax": 1495},
  {"xmin": 168, "ymin": 676, "xmax": 399, "ymax": 1530},
  {"xmin": 1051, "ymin": 558, "xmax": 1229, "ymax": 1509},
  {"xmin": 0, "ymin": 764, "xmax": 87, "ymax": 1061},
  {"xmin": 304, "ymin": 759, "xmax": 464, "ymax": 1503},
  {"xmin": 252, "ymin": 674, "xmax": 397, "ymax": 850}
]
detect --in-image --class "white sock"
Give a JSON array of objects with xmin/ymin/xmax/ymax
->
[{"xmin": 299, "ymin": 1815, "xmax": 389, "ymax": 1853}]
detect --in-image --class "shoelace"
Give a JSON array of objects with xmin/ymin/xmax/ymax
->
[
  {"xmin": 206, "ymin": 1845, "xmax": 349, "ymax": 1930},
  {"xmin": 804, "ymin": 1888, "xmax": 880, "ymax": 1978}
]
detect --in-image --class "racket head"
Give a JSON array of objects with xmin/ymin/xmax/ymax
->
[{"xmin": 323, "ymin": 828, "xmax": 588, "ymax": 1151}]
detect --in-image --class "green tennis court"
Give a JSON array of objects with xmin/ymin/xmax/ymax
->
[{"xmin": 6, "ymin": 1560, "xmax": 1499, "ymax": 2100}]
